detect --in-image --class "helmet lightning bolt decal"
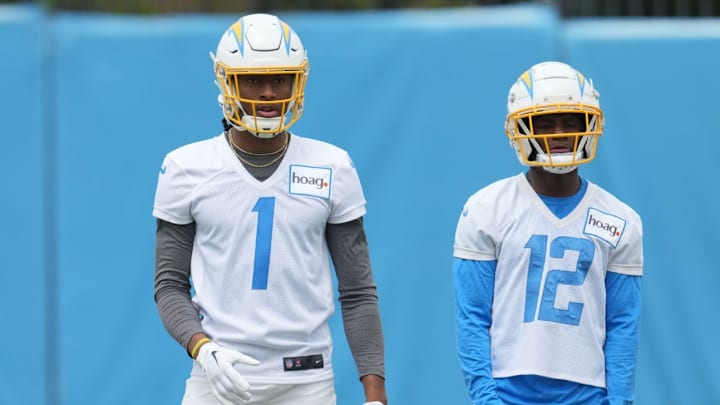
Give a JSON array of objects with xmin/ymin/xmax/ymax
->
[
  {"xmin": 576, "ymin": 72, "xmax": 585, "ymax": 97},
  {"xmin": 520, "ymin": 70, "xmax": 533, "ymax": 99},
  {"xmin": 229, "ymin": 19, "xmax": 245, "ymax": 56},
  {"xmin": 280, "ymin": 22, "xmax": 292, "ymax": 55}
]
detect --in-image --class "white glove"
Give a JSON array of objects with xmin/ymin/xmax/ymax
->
[{"xmin": 196, "ymin": 342, "xmax": 260, "ymax": 404}]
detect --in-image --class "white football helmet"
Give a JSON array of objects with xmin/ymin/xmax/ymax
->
[
  {"xmin": 210, "ymin": 14, "xmax": 309, "ymax": 138},
  {"xmin": 505, "ymin": 61, "xmax": 603, "ymax": 174}
]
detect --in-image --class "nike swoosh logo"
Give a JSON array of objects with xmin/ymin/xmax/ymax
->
[{"xmin": 160, "ymin": 165, "xmax": 166, "ymax": 174}]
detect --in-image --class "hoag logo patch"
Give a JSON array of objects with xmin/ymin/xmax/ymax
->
[
  {"xmin": 583, "ymin": 207, "xmax": 626, "ymax": 248},
  {"xmin": 288, "ymin": 164, "xmax": 331, "ymax": 199}
]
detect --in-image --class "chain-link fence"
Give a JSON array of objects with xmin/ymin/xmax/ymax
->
[{"xmin": 1, "ymin": 0, "xmax": 719, "ymax": 16}]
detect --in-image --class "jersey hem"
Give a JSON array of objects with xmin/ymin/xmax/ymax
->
[
  {"xmin": 493, "ymin": 368, "xmax": 606, "ymax": 389},
  {"xmin": 190, "ymin": 362, "xmax": 335, "ymax": 385}
]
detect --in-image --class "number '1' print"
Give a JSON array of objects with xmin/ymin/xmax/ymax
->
[
  {"xmin": 523, "ymin": 235, "xmax": 595, "ymax": 325},
  {"xmin": 251, "ymin": 197, "xmax": 275, "ymax": 290}
]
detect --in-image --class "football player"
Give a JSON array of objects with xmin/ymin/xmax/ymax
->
[
  {"xmin": 153, "ymin": 13, "xmax": 387, "ymax": 405},
  {"xmin": 453, "ymin": 61, "xmax": 643, "ymax": 405}
]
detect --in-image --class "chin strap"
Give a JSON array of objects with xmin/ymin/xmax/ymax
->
[{"xmin": 221, "ymin": 118, "xmax": 232, "ymax": 131}]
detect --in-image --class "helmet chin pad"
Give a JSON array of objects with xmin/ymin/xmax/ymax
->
[
  {"xmin": 536, "ymin": 151, "xmax": 581, "ymax": 174},
  {"xmin": 542, "ymin": 164, "xmax": 579, "ymax": 174},
  {"xmin": 240, "ymin": 115, "xmax": 284, "ymax": 138}
]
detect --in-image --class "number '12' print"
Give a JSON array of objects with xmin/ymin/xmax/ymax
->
[{"xmin": 523, "ymin": 235, "xmax": 595, "ymax": 326}]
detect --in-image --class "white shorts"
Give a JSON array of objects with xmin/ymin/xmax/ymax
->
[{"xmin": 181, "ymin": 373, "xmax": 336, "ymax": 405}]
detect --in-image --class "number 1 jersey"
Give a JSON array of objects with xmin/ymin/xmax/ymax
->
[{"xmin": 153, "ymin": 133, "xmax": 367, "ymax": 384}]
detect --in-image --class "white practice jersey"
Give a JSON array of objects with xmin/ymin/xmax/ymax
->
[
  {"xmin": 153, "ymin": 133, "xmax": 366, "ymax": 384},
  {"xmin": 453, "ymin": 173, "xmax": 643, "ymax": 388}
]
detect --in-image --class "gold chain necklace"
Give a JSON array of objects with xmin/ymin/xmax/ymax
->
[
  {"xmin": 227, "ymin": 131, "xmax": 289, "ymax": 169},
  {"xmin": 229, "ymin": 131, "xmax": 288, "ymax": 156}
]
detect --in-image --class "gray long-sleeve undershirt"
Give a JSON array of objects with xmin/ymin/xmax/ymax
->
[{"xmin": 153, "ymin": 138, "xmax": 385, "ymax": 379}]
